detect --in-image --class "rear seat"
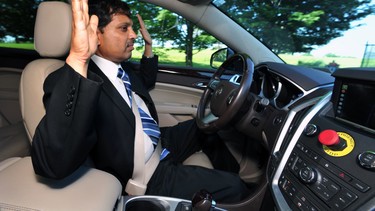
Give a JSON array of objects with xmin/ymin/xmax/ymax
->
[{"xmin": 0, "ymin": 2, "xmax": 122, "ymax": 210}]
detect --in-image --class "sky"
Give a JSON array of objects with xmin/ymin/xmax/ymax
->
[{"xmin": 311, "ymin": 11, "xmax": 375, "ymax": 58}]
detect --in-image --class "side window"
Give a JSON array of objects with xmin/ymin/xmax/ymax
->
[
  {"xmin": 0, "ymin": 0, "xmax": 36, "ymax": 49},
  {"xmin": 0, "ymin": 0, "xmax": 225, "ymax": 70},
  {"xmin": 0, "ymin": 0, "xmax": 67, "ymax": 49},
  {"xmin": 129, "ymin": 2, "xmax": 225, "ymax": 70},
  {"xmin": 0, "ymin": 0, "xmax": 67, "ymax": 50}
]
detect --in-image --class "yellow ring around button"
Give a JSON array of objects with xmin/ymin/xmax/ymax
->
[{"xmin": 323, "ymin": 132, "xmax": 355, "ymax": 157}]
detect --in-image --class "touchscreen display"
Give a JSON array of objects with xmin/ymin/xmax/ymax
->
[{"xmin": 335, "ymin": 81, "xmax": 375, "ymax": 131}]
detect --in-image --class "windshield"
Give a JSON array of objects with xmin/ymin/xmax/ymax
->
[{"xmin": 212, "ymin": 0, "xmax": 375, "ymax": 70}]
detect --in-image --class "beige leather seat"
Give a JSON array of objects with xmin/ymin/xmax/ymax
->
[
  {"xmin": 0, "ymin": 2, "xmax": 122, "ymax": 210},
  {"xmin": 20, "ymin": 1, "xmax": 70, "ymax": 141}
]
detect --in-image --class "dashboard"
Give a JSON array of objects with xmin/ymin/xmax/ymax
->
[
  {"xmin": 268, "ymin": 67, "xmax": 375, "ymax": 210},
  {"xmin": 230, "ymin": 62, "xmax": 334, "ymax": 148}
]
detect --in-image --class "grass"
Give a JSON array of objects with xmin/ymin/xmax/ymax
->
[
  {"xmin": 0, "ymin": 42, "xmax": 34, "ymax": 49},
  {"xmin": 279, "ymin": 54, "xmax": 362, "ymax": 68},
  {"xmin": 1, "ymin": 42, "xmax": 369, "ymax": 68},
  {"xmin": 131, "ymin": 47, "xmax": 215, "ymax": 68}
]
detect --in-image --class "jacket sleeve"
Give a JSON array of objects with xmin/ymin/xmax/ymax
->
[
  {"xmin": 31, "ymin": 64, "xmax": 103, "ymax": 179},
  {"xmin": 137, "ymin": 55, "xmax": 159, "ymax": 90}
]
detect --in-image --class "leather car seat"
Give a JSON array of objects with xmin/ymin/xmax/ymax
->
[
  {"xmin": 20, "ymin": 1, "xmax": 71, "ymax": 141},
  {"xmin": 0, "ymin": 2, "xmax": 122, "ymax": 210}
]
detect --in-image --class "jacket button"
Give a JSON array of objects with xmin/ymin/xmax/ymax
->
[
  {"xmin": 66, "ymin": 101, "xmax": 73, "ymax": 109},
  {"xmin": 69, "ymin": 86, "xmax": 76, "ymax": 94},
  {"xmin": 64, "ymin": 109, "xmax": 71, "ymax": 116}
]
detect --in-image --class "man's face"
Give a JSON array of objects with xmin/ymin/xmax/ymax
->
[{"xmin": 96, "ymin": 13, "xmax": 137, "ymax": 63}]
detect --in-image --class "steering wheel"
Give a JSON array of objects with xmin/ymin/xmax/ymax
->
[{"xmin": 196, "ymin": 53, "xmax": 254, "ymax": 133}]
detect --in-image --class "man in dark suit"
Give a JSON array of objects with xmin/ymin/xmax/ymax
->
[{"xmin": 31, "ymin": 0, "xmax": 249, "ymax": 203}]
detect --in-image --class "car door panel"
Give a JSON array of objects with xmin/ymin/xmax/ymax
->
[
  {"xmin": 151, "ymin": 67, "xmax": 213, "ymax": 127},
  {"xmin": 151, "ymin": 82, "xmax": 203, "ymax": 127},
  {"xmin": 0, "ymin": 67, "xmax": 23, "ymax": 127},
  {"xmin": 0, "ymin": 48, "xmax": 40, "ymax": 127}
]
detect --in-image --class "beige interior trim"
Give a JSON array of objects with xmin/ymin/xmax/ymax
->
[
  {"xmin": 0, "ymin": 157, "xmax": 21, "ymax": 171},
  {"xmin": 0, "ymin": 157, "xmax": 122, "ymax": 211},
  {"xmin": 150, "ymin": 82, "xmax": 203, "ymax": 127},
  {"xmin": 19, "ymin": 60, "xmax": 65, "ymax": 141}
]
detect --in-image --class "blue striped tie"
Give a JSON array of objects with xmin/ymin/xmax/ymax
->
[
  {"xmin": 117, "ymin": 68, "xmax": 169, "ymax": 160},
  {"xmin": 117, "ymin": 68, "xmax": 133, "ymax": 107}
]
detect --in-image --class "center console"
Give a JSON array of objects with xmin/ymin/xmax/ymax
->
[
  {"xmin": 270, "ymin": 68, "xmax": 375, "ymax": 210},
  {"xmin": 117, "ymin": 190, "xmax": 227, "ymax": 211}
]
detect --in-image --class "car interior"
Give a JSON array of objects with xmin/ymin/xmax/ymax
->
[{"xmin": 0, "ymin": 0, "xmax": 374, "ymax": 211}]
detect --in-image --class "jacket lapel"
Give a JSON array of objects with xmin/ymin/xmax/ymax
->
[{"xmin": 89, "ymin": 62, "xmax": 135, "ymax": 129}]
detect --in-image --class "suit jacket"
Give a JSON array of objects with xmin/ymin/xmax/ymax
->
[{"xmin": 31, "ymin": 56, "xmax": 159, "ymax": 188}]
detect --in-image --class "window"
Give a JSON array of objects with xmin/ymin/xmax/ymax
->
[
  {"xmin": 0, "ymin": 0, "xmax": 223, "ymax": 70},
  {"xmin": 128, "ymin": 2, "xmax": 224, "ymax": 69}
]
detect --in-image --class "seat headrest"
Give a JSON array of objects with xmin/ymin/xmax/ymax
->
[{"xmin": 34, "ymin": 1, "xmax": 72, "ymax": 57}]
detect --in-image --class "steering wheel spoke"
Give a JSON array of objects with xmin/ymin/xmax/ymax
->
[
  {"xmin": 207, "ymin": 78, "xmax": 220, "ymax": 91},
  {"xmin": 202, "ymin": 112, "xmax": 218, "ymax": 124}
]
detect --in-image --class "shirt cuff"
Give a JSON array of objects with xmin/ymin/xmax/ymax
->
[{"xmin": 142, "ymin": 54, "xmax": 154, "ymax": 59}]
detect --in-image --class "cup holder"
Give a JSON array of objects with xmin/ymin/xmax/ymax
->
[{"xmin": 125, "ymin": 199, "xmax": 167, "ymax": 211}]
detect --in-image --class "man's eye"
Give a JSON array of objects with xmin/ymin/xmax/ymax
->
[{"xmin": 121, "ymin": 26, "xmax": 128, "ymax": 31}]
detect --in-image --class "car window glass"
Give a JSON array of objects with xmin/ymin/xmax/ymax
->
[
  {"xmin": 0, "ymin": 0, "xmax": 224, "ymax": 70},
  {"xmin": 212, "ymin": 0, "xmax": 375, "ymax": 70},
  {"xmin": 128, "ymin": 1, "xmax": 225, "ymax": 70}
]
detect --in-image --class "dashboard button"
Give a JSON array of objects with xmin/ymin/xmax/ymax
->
[
  {"xmin": 304, "ymin": 124, "xmax": 319, "ymax": 136},
  {"xmin": 319, "ymin": 159, "xmax": 353, "ymax": 182},
  {"xmin": 318, "ymin": 129, "xmax": 347, "ymax": 150},
  {"xmin": 311, "ymin": 183, "xmax": 333, "ymax": 201},
  {"xmin": 318, "ymin": 129, "xmax": 339, "ymax": 145},
  {"xmin": 350, "ymin": 179, "xmax": 370, "ymax": 193},
  {"xmin": 358, "ymin": 151, "xmax": 375, "ymax": 171},
  {"xmin": 321, "ymin": 176, "xmax": 340, "ymax": 194}
]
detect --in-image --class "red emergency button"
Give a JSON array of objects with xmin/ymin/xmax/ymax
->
[{"xmin": 318, "ymin": 129, "xmax": 339, "ymax": 146}]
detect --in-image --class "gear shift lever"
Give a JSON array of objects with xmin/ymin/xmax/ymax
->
[{"xmin": 192, "ymin": 189, "xmax": 215, "ymax": 211}]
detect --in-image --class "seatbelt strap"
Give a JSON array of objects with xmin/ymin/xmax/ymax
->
[{"xmin": 125, "ymin": 93, "xmax": 161, "ymax": 195}]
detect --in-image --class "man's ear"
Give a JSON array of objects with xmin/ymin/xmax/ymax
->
[{"xmin": 96, "ymin": 29, "xmax": 102, "ymax": 45}]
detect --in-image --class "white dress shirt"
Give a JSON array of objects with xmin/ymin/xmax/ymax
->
[{"xmin": 91, "ymin": 55, "xmax": 155, "ymax": 162}]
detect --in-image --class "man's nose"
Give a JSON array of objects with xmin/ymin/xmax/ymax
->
[{"xmin": 129, "ymin": 28, "xmax": 137, "ymax": 39}]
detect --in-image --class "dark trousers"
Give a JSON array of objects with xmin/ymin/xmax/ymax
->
[{"xmin": 146, "ymin": 120, "xmax": 250, "ymax": 203}]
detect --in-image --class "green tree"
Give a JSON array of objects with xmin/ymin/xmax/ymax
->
[
  {"xmin": 0, "ymin": 0, "xmax": 66, "ymax": 42},
  {"xmin": 129, "ymin": 1, "xmax": 218, "ymax": 67},
  {"xmin": 216, "ymin": 0, "xmax": 374, "ymax": 53},
  {"xmin": 0, "ymin": 0, "xmax": 38, "ymax": 42}
]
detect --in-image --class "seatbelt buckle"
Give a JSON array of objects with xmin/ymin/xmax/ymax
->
[{"xmin": 125, "ymin": 179, "xmax": 147, "ymax": 196}]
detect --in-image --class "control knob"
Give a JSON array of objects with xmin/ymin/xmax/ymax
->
[
  {"xmin": 358, "ymin": 151, "xmax": 375, "ymax": 171},
  {"xmin": 192, "ymin": 189, "xmax": 215, "ymax": 211},
  {"xmin": 299, "ymin": 166, "xmax": 318, "ymax": 184}
]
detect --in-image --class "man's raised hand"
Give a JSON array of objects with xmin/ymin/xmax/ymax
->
[
  {"xmin": 66, "ymin": 0, "xmax": 98, "ymax": 77},
  {"xmin": 137, "ymin": 14, "xmax": 153, "ymax": 58}
]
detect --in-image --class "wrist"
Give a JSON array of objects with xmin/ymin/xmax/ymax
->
[
  {"xmin": 142, "ymin": 53, "xmax": 154, "ymax": 59},
  {"xmin": 66, "ymin": 56, "xmax": 88, "ymax": 78}
]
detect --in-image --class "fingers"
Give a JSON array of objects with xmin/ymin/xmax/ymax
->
[
  {"xmin": 137, "ymin": 14, "xmax": 145, "ymax": 30},
  {"xmin": 136, "ymin": 13, "xmax": 152, "ymax": 46},
  {"xmin": 71, "ymin": 0, "xmax": 87, "ymax": 30},
  {"xmin": 89, "ymin": 15, "xmax": 99, "ymax": 31},
  {"xmin": 67, "ymin": 0, "xmax": 96, "ymax": 77}
]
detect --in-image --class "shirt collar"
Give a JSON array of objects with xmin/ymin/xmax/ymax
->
[{"xmin": 91, "ymin": 54, "xmax": 124, "ymax": 82}]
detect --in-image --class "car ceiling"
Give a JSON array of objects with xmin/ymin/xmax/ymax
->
[{"xmin": 177, "ymin": 0, "xmax": 212, "ymax": 5}]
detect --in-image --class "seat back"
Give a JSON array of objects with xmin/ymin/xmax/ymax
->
[{"xmin": 19, "ymin": 1, "xmax": 72, "ymax": 141}]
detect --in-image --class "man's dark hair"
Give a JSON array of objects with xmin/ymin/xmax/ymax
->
[{"xmin": 89, "ymin": 0, "xmax": 132, "ymax": 32}]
